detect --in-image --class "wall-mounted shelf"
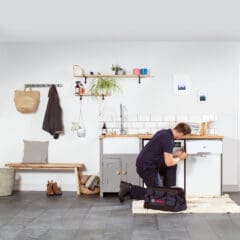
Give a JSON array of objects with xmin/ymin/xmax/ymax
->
[
  {"xmin": 74, "ymin": 74, "xmax": 153, "ymax": 84},
  {"xmin": 75, "ymin": 93, "xmax": 109, "ymax": 100}
]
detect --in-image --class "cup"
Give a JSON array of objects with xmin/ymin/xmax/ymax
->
[
  {"xmin": 140, "ymin": 68, "xmax": 148, "ymax": 75},
  {"xmin": 133, "ymin": 68, "xmax": 140, "ymax": 75}
]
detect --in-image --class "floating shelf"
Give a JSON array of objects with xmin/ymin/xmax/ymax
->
[
  {"xmin": 75, "ymin": 93, "xmax": 109, "ymax": 100},
  {"xmin": 73, "ymin": 74, "xmax": 153, "ymax": 84}
]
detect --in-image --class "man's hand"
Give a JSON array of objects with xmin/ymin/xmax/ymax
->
[
  {"xmin": 179, "ymin": 152, "xmax": 187, "ymax": 160},
  {"xmin": 173, "ymin": 150, "xmax": 184, "ymax": 158}
]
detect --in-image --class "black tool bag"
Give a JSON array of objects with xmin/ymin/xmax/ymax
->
[{"xmin": 144, "ymin": 186, "xmax": 187, "ymax": 212}]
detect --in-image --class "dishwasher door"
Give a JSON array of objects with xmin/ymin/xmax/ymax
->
[
  {"xmin": 185, "ymin": 140, "xmax": 222, "ymax": 196},
  {"xmin": 185, "ymin": 154, "xmax": 221, "ymax": 196},
  {"xmin": 174, "ymin": 140, "xmax": 185, "ymax": 189}
]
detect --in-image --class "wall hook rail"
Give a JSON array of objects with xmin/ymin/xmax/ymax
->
[{"xmin": 24, "ymin": 84, "xmax": 63, "ymax": 88}]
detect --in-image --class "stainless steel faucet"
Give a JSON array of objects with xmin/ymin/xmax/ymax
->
[{"xmin": 120, "ymin": 104, "xmax": 127, "ymax": 134}]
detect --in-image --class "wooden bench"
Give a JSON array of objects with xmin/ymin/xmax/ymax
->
[{"xmin": 5, "ymin": 163, "xmax": 84, "ymax": 196}]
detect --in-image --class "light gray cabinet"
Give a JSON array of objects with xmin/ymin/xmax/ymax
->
[
  {"xmin": 100, "ymin": 137, "xmax": 141, "ymax": 197},
  {"xmin": 100, "ymin": 154, "xmax": 139, "ymax": 197},
  {"xmin": 121, "ymin": 155, "xmax": 140, "ymax": 185},
  {"xmin": 101, "ymin": 155, "xmax": 121, "ymax": 193}
]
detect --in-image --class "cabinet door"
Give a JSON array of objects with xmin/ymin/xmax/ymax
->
[
  {"xmin": 102, "ymin": 156, "xmax": 121, "ymax": 192},
  {"xmin": 186, "ymin": 154, "xmax": 221, "ymax": 196},
  {"xmin": 186, "ymin": 140, "xmax": 222, "ymax": 154},
  {"xmin": 121, "ymin": 154, "xmax": 140, "ymax": 185},
  {"xmin": 103, "ymin": 138, "xmax": 139, "ymax": 154}
]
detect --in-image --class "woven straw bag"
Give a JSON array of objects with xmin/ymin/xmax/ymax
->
[
  {"xmin": 0, "ymin": 168, "xmax": 15, "ymax": 196},
  {"xmin": 14, "ymin": 88, "xmax": 40, "ymax": 113}
]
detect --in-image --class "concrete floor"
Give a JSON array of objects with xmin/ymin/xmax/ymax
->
[{"xmin": 0, "ymin": 192, "xmax": 240, "ymax": 240}]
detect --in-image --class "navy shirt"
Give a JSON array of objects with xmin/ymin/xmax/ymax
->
[{"xmin": 136, "ymin": 129, "xmax": 174, "ymax": 169}]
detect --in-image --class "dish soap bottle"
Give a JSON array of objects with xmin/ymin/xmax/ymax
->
[
  {"xmin": 79, "ymin": 81, "xmax": 85, "ymax": 95},
  {"xmin": 75, "ymin": 81, "xmax": 80, "ymax": 95},
  {"xmin": 102, "ymin": 122, "xmax": 107, "ymax": 135}
]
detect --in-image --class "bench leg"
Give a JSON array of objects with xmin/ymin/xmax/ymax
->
[{"xmin": 74, "ymin": 167, "xmax": 81, "ymax": 196}]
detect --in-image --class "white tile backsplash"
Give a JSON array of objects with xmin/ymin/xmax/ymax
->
[
  {"xmin": 188, "ymin": 116, "xmax": 202, "ymax": 122},
  {"xmin": 138, "ymin": 114, "xmax": 150, "ymax": 121},
  {"xmin": 206, "ymin": 128, "xmax": 215, "ymax": 135},
  {"xmin": 127, "ymin": 114, "xmax": 138, "ymax": 121},
  {"xmin": 133, "ymin": 122, "xmax": 146, "ymax": 128},
  {"xmin": 145, "ymin": 122, "xmax": 157, "ymax": 128},
  {"xmin": 101, "ymin": 113, "xmax": 218, "ymax": 135},
  {"xmin": 138, "ymin": 128, "xmax": 151, "ymax": 134},
  {"xmin": 127, "ymin": 128, "xmax": 139, "ymax": 134},
  {"xmin": 150, "ymin": 113, "xmax": 163, "ymax": 121},
  {"xmin": 106, "ymin": 122, "xmax": 117, "ymax": 128},
  {"xmin": 202, "ymin": 114, "xmax": 217, "ymax": 122},
  {"xmin": 103, "ymin": 114, "xmax": 114, "ymax": 122},
  {"xmin": 176, "ymin": 115, "xmax": 189, "ymax": 122},
  {"xmin": 163, "ymin": 115, "xmax": 176, "ymax": 122},
  {"xmin": 156, "ymin": 122, "xmax": 171, "ymax": 129}
]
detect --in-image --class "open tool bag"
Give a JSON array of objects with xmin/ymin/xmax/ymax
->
[{"xmin": 144, "ymin": 186, "xmax": 187, "ymax": 212}]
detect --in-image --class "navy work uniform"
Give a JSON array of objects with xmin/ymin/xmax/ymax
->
[{"xmin": 130, "ymin": 129, "xmax": 177, "ymax": 200}]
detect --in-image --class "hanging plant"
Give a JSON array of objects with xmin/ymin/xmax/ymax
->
[
  {"xmin": 71, "ymin": 101, "xmax": 86, "ymax": 137},
  {"xmin": 89, "ymin": 77, "xmax": 121, "ymax": 96}
]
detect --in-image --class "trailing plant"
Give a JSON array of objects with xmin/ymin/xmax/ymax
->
[{"xmin": 89, "ymin": 77, "xmax": 121, "ymax": 96}]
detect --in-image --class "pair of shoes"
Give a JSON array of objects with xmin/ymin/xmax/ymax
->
[
  {"xmin": 47, "ymin": 180, "xmax": 62, "ymax": 196},
  {"xmin": 118, "ymin": 181, "xmax": 132, "ymax": 203}
]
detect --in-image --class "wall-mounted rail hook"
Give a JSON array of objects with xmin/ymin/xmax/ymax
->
[{"xmin": 24, "ymin": 84, "xmax": 63, "ymax": 88}]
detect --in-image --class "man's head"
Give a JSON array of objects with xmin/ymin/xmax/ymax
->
[{"xmin": 172, "ymin": 122, "xmax": 191, "ymax": 139}]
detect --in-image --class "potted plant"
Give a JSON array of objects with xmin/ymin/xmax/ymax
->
[
  {"xmin": 89, "ymin": 77, "xmax": 121, "ymax": 96},
  {"xmin": 71, "ymin": 122, "xmax": 86, "ymax": 137},
  {"xmin": 111, "ymin": 64, "xmax": 125, "ymax": 75}
]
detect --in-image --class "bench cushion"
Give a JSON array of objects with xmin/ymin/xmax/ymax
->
[{"xmin": 23, "ymin": 140, "xmax": 49, "ymax": 163}]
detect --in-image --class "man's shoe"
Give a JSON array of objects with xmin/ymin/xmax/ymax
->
[{"xmin": 118, "ymin": 181, "xmax": 132, "ymax": 203}]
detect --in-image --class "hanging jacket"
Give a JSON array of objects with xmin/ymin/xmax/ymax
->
[{"xmin": 42, "ymin": 85, "xmax": 64, "ymax": 139}]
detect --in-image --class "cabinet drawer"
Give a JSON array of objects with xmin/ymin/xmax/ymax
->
[
  {"xmin": 103, "ymin": 138, "xmax": 139, "ymax": 154},
  {"xmin": 186, "ymin": 140, "xmax": 222, "ymax": 154}
]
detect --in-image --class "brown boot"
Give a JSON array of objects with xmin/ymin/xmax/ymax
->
[
  {"xmin": 47, "ymin": 181, "xmax": 54, "ymax": 196},
  {"xmin": 52, "ymin": 181, "xmax": 62, "ymax": 196}
]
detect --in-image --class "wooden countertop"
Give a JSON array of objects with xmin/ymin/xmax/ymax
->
[{"xmin": 99, "ymin": 134, "xmax": 224, "ymax": 140}]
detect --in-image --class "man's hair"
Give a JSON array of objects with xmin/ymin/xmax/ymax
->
[{"xmin": 174, "ymin": 122, "xmax": 191, "ymax": 135}]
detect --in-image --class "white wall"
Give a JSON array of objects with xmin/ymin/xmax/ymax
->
[{"xmin": 0, "ymin": 42, "xmax": 239, "ymax": 191}]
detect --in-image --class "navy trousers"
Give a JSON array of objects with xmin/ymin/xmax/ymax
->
[{"xmin": 130, "ymin": 165, "xmax": 177, "ymax": 200}]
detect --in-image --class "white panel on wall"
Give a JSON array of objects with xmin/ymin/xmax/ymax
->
[{"xmin": 0, "ymin": 41, "xmax": 239, "ymax": 191}]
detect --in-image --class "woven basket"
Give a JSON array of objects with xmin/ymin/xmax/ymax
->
[
  {"xmin": 14, "ymin": 88, "xmax": 40, "ymax": 113},
  {"xmin": 80, "ymin": 185, "xmax": 100, "ymax": 195},
  {"xmin": 0, "ymin": 168, "xmax": 15, "ymax": 196}
]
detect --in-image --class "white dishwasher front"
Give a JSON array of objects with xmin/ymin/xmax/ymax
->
[{"xmin": 185, "ymin": 140, "xmax": 222, "ymax": 196}]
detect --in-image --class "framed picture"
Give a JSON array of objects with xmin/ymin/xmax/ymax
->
[
  {"xmin": 198, "ymin": 91, "xmax": 208, "ymax": 103},
  {"xmin": 173, "ymin": 75, "xmax": 191, "ymax": 95}
]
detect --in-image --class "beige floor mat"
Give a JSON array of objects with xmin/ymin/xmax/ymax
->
[{"xmin": 132, "ymin": 194, "xmax": 240, "ymax": 214}]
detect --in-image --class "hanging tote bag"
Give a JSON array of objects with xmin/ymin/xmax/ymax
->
[{"xmin": 14, "ymin": 88, "xmax": 40, "ymax": 113}]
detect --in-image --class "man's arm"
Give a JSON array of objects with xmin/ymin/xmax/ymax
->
[{"xmin": 164, "ymin": 152, "xmax": 187, "ymax": 167}]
